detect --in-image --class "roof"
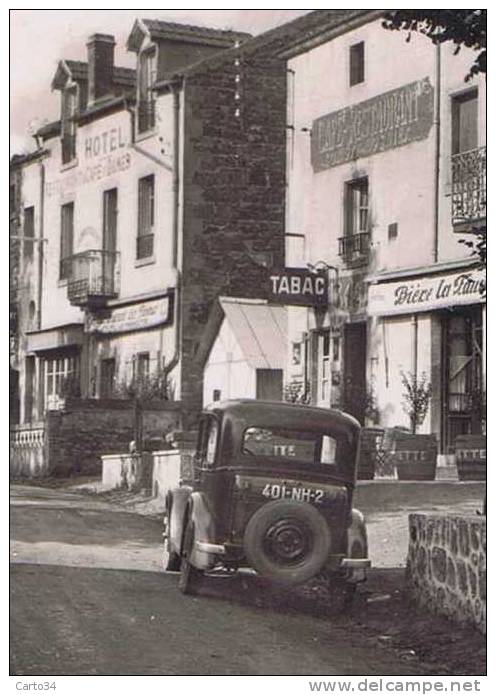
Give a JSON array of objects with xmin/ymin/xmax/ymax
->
[
  {"xmin": 205, "ymin": 399, "xmax": 361, "ymax": 434},
  {"xmin": 51, "ymin": 59, "xmax": 136, "ymax": 90},
  {"xmin": 217, "ymin": 297, "xmax": 287, "ymax": 370},
  {"xmin": 127, "ymin": 17, "xmax": 251, "ymax": 52},
  {"xmin": 154, "ymin": 9, "xmax": 381, "ymax": 86}
]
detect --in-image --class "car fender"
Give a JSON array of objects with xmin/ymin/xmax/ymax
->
[
  {"xmin": 167, "ymin": 486, "xmax": 193, "ymax": 557},
  {"xmin": 187, "ymin": 491, "xmax": 216, "ymax": 571},
  {"xmin": 347, "ymin": 508, "xmax": 368, "ymax": 559}
]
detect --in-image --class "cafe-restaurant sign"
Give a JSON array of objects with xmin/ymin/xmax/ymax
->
[
  {"xmin": 368, "ymin": 268, "xmax": 486, "ymax": 317},
  {"xmin": 87, "ymin": 296, "xmax": 172, "ymax": 334},
  {"xmin": 268, "ymin": 269, "xmax": 328, "ymax": 306},
  {"xmin": 311, "ymin": 78, "xmax": 434, "ymax": 172}
]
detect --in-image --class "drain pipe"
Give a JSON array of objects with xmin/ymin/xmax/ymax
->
[
  {"xmin": 163, "ymin": 80, "xmax": 182, "ymax": 383},
  {"xmin": 432, "ymin": 42, "xmax": 441, "ymax": 264},
  {"xmin": 125, "ymin": 86, "xmax": 182, "ymax": 385}
]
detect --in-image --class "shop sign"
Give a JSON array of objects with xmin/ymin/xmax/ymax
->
[
  {"xmin": 87, "ymin": 296, "xmax": 172, "ymax": 334},
  {"xmin": 268, "ymin": 269, "xmax": 328, "ymax": 306},
  {"xmin": 368, "ymin": 268, "xmax": 486, "ymax": 316},
  {"xmin": 46, "ymin": 125, "xmax": 131, "ymax": 197},
  {"xmin": 311, "ymin": 78, "xmax": 434, "ymax": 172}
]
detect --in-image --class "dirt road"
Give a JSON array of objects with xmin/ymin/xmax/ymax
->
[{"xmin": 10, "ymin": 484, "xmax": 485, "ymax": 676}]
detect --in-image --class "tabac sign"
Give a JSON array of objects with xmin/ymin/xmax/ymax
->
[
  {"xmin": 368, "ymin": 268, "xmax": 486, "ymax": 317},
  {"xmin": 311, "ymin": 78, "xmax": 434, "ymax": 172},
  {"xmin": 268, "ymin": 269, "xmax": 328, "ymax": 306}
]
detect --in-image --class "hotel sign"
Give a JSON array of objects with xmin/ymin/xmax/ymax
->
[
  {"xmin": 87, "ymin": 296, "xmax": 173, "ymax": 334},
  {"xmin": 268, "ymin": 269, "xmax": 328, "ymax": 306},
  {"xmin": 311, "ymin": 78, "xmax": 434, "ymax": 172},
  {"xmin": 368, "ymin": 268, "xmax": 486, "ymax": 316}
]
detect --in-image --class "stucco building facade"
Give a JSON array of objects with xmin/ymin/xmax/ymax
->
[{"xmin": 278, "ymin": 10, "xmax": 486, "ymax": 454}]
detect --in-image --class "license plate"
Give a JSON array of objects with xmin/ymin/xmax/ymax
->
[{"xmin": 261, "ymin": 483, "xmax": 325, "ymax": 504}]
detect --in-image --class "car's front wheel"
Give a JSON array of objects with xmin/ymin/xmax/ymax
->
[{"xmin": 178, "ymin": 521, "xmax": 204, "ymax": 595}]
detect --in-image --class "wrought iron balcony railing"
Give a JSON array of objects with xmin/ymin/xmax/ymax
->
[
  {"xmin": 452, "ymin": 147, "xmax": 486, "ymax": 229},
  {"xmin": 65, "ymin": 250, "xmax": 120, "ymax": 307},
  {"xmin": 61, "ymin": 134, "xmax": 77, "ymax": 164},
  {"xmin": 338, "ymin": 231, "xmax": 371, "ymax": 266},
  {"xmin": 137, "ymin": 100, "xmax": 156, "ymax": 134}
]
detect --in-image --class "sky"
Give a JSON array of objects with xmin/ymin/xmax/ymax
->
[{"xmin": 9, "ymin": 8, "xmax": 310, "ymax": 154}]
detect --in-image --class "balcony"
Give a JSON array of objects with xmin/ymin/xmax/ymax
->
[
  {"xmin": 61, "ymin": 134, "xmax": 76, "ymax": 164},
  {"xmin": 64, "ymin": 250, "xmax": 120, "ymax": 307},
  {"xmin": 338, "ymin": 232, "xmax": 371, "ymax": 267},
  {"xmin": 452, "ymin": 147, "xmax": 486, "ymax": 231},
  {"xmin": 137, "ymin": 101, "xmax": 156, "ymax": 134}
]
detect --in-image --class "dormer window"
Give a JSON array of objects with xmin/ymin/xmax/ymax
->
[
  {"xmin": 137, "ymin": 47, "xmax": 157, "ymax": 134},
  {"xmin": 61, "ymin": 86, "xmax": 77, "ymax": 164}
]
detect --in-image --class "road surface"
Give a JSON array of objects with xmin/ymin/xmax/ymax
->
[{"xmin": 9, "ymin": 484, "xmax": 450, "ymax": 676}]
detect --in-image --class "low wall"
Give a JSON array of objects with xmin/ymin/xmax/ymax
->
[
  {"xmin": 406, "ymin": 513, "xmax": 486, "ymax": 633},
  {"xmin": 101, "ymin": 452, "xmax": 153, "ymax": 492},
  {"xmin": 10, "ymin": 423, "xmax": 47, "ymax": 477},
  {"xmin": 11, "ymin": 398, "xmax": 186, "ymax": 478},
  {"xmin": 151, "ymin": 451, "xmax": 182, "ymax": 506}
]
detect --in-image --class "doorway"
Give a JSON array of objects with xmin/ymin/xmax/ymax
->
[
  {"xmin": 442, "ymin": 306, "xmax": 483, "ymax": 451},
  {"xmin": 343, "ymin": 322, "xmax": 367, "ymax": 424}
]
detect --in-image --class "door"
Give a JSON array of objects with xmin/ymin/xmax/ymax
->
[
  {"xmin": 442, "ymin": 307, "xmax": 483, "ymax": 451},
  {"xmin": 343, "ymin": 322, "xmax": 367, "ymax": 424},
  {"xmin": 256, "ymin": 369, "xmax": 283, "ymax": 400},
  {"xmin": 102, "ymin": 188, "xmax": 117, "ymax": 293}
]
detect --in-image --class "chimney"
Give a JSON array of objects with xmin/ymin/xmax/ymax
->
[{"xmin": 87, "ymin": 33, "xmax": 115, "ymax": 104}]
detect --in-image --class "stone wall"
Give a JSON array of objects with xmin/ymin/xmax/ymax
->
[
  {"xmin": 180, "ymin": 48, "xmax": 287, "ymax": 412},
  {"xmin": 407, "ymin": 513, "xmax": 486, "ymax": 633},
  {"xmin": 10, "ymin": 398, "xmax": 185, "ymax": 478}
]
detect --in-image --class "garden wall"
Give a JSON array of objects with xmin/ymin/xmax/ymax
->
[{"xmin": 406, "ymin": 513, "xmax": 486, "ymax": 633}]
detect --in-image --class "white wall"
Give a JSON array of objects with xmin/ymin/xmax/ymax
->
[
  {"xmin": 41, "ymin": 98, "xmax": 177, "ymax": 330},
  {"xmin": 203, "ymin": 317, "xmax": 256, "ymax": 406}
]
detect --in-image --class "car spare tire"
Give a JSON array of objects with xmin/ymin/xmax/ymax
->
[{"xmin": 243, "ymin": 500, "xmax": 332, "ymax": 586}]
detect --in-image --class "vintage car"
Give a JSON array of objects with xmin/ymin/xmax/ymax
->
[{"xmin": 163, "ymin": 399, "xmax": 370, "ymax": 599}]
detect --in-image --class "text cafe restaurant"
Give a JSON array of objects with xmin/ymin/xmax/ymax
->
[{"xmin": 368, "ymin": 263, "xmax": 486, "ymax": 454}]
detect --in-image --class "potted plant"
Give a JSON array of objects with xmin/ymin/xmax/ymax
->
[{"xmin": 393, "ymin": 371, "xmax": 437, "ymax": 481}]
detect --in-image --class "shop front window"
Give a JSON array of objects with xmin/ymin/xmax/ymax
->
[{"xmin": 44, "ymin": 353, "xmax": 80, "ymax": 410}]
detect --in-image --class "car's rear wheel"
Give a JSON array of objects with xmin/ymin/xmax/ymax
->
[
  {"xmin": 178, "ymin": 520, "xmax": 204, "ymax": 595},
  {"xmin": 243, "ymin": 500, "xmax": 332, "ymax": 586}
]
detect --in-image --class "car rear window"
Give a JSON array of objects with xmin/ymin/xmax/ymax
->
[{"xmin": 242, "ymin": 426, "xmax": 337, "ymax": 465}]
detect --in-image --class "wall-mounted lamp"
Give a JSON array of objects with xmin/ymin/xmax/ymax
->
[{"xmin": 307, "ymin": 260, "xmax": 340, "ymax": 308}]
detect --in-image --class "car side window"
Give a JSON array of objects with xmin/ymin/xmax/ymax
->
[{"xmin": 205, "ymin": 420, "xmax": 218, "ymax": 468}]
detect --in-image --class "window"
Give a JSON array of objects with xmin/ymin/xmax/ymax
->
[
  {"xmin": 345, "ymin": 178, "xmax": 368, "ymax": 235},
  {"xmin": 350, "ymin": 42, "xmax": 365, "ymax": 86},
  {"xmin": 103, "ymin": 188, "xmax": 118, "ymax": 252},
  {"xmin": 23, "ymin": 206, "xmax": 35, "ymax": 260},
  {"xmin": 137, "ymin": 175, "xmax": 155, "ymax": 259},
  {"xmin": 317, "ymin": 332, "xmax": 331, "ymax": 405},
  {"xmin": 59, "ymin": 202, "xmax": 74, "ymax": 280},
  {"xmin": 44, "ymin": 353, "xmax": 80, "ymax": 409},
  {"xmin": 137, "ymin": 49, "xmax": 156, "ymax": 133},
  {"xmin": 452, "ymin": 90, "xmax": 478, "ymax": 155},
  {"xmin": 100, "ymin": 358, "xmax": 116, "ymax": 398},
  {"xmin": 61, "ymin": 87, "xmax": 77, "ymax": 164},
  {"xmin": 134, "ymin": 352, "xmax": 150, "ymax": 386},
  {"xmin": 242, "ymin": 426, "xmax": 337, "ymax": 466}
]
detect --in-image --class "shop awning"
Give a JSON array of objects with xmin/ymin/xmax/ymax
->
[
  {"xmin": 25, "ymin": 323, "xmax": 84, "ymax": 353},
  {"xmin": 219, "ymin": 298, "xmax": 287, "ymax": 369}
]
